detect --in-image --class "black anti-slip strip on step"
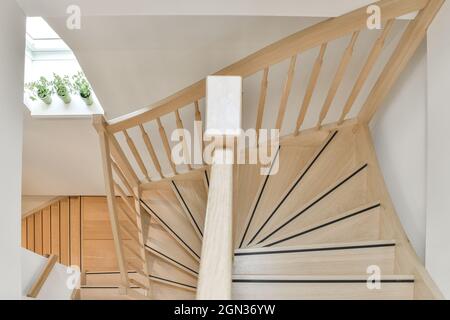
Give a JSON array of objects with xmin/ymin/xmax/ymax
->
[
  {"xmin": 235, "ymin": 241, "xmax": 394, "ymax": 256},
  {"xmin": 247, "ymin": 131, "xmax": 338, "ymax": 246},
  {"xmin": 204, "ymin": 170, "xmax": 209, "ymax": 187},
  {"xmin": 171, "ymin": 181, "xmax": 203, "ymax": 237},
  {"xmin": 265, "ymin": 202, "xmax": 380, "ymax": 247},
  {"xmin": 85, "ymin": 271, "xmax": 137, "ymax": 275},
  {"xmin": 258, "ymin": 163, "xmax": 368, "ymax": 245},
  {"xmin": 145, "ymin": 244, "xmax": 198, "ymax": 275},
  {"xmin": 239, "ymin": 146, "xmax": 281, "ymax": 248},
  {"xmin": 149, "ymin": 275, "xmax": 197, "ymax": 289},
  {"xmin": 140, "ymin": 200, "xmax": 201, "ymax": 260},
  {"xmin": 232, "ymin": 278, "xmax": 414, "ymax": 284},
  {"xmin": 81, "ymin": 286, "xmax": 140, "ymax": 289}
]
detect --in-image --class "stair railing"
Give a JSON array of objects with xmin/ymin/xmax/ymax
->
[{"xmin": 92, "ymin": 0, "xmax": 442, "ymax": 299}]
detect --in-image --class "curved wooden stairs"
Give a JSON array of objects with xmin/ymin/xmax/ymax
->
[{"xmin": 86, "ymin": 0, "xmax": 444, "ymax": 300}]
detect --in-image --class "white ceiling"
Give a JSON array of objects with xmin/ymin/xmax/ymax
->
[{"xmin": 17, "ymin": 0, "xmax": 381, "ymax": 18}]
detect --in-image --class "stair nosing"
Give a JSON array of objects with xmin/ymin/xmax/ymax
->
[{"xmin": 235, "ymin": 239, "xmax": 395, "ymax": 256}]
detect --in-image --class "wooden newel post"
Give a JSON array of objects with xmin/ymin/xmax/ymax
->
[{"xmin": 197, "ymin": 76, "xmax": 242, "ymax": 300}]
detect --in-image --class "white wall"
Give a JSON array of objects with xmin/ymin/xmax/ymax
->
[
  {"xmin": 426, "ymin": 0, "xmax": 450, "ymax": 299},
  {"xmin": 371, "ymin": 42, "xmax": 428, "ymax": 262},
  {"xmin": 16, "ymin": 0, "xmax": 414, "ymax": 19},
  {"xmin": 0, "ymin": 0, "xmax": 25, "ymax": 299}
]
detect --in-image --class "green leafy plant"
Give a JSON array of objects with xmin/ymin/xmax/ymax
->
[
  {"xmin": 53, "ymin": 73, "xmax": 72, "ymax": 104},
  {"xmin": 72, "ymin": 71, "xmax": 93, "ymax": 106},
  {"xmin": 25, "ymin": 76, "xmax": 54, "ymax": 105}
]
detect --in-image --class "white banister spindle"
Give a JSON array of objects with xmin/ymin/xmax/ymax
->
[{"xmin": 197, "ymin": 76, "xmax": 242, "ymax": 300}]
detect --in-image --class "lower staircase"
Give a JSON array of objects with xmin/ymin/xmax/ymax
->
[{"xmin": 84, "ymin": 123, "xmax": 442, "ymax": 300}]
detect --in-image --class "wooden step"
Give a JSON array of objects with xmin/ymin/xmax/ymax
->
[
  {"xmin": 141, "ymin": 182, "xmax": 202, "ymax": 260},
  {"xmin": 145, "ymin": 250, "xmax": 198, "ymax": 288},
  {"xmin": 257, "ymin": 202, "xmax": 381, "ymax": 248},
  {"xmin": 254, "ymin": 163, "xmax": 369, "ymax": 245},
  {"xmin": 238, "ymin": 133, "xmax": 329, "ymax": 248},
  {"xmin": 234, "ymin": 240, "xmax": 395, "ymax": 276},
  {"xmin": 143, "ymin": 216, "xmax": 199, "ymax": 276},
  {"xmin": 170, "ymin": 172, "xmax": 207, "ymax": 238},
  {"xmin": 232, "ymin": 275, "xmax": 414, "ymax": 300},
  {"xmin": 248, "ymin": 128, "xmax": 359, "ymax": 245},
  {"xmin": 82, "ymin": 271, "xmax": 195, "ymax": 300},
  {"xmin": 80, "ymin": 287, "xmax": 133, "ymax": 300},
  {"xmin": 83, "ymin": 271, "xmax": 144, "ymax": 287}
]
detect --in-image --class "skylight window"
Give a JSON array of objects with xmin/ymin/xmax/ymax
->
[
  {"xmin": 26, "ymin": 17, "xmax": 72, "ymax": 59},
  {"xmin": 24, "ymin": 17, "xmax": 104, "ymax": 117}
]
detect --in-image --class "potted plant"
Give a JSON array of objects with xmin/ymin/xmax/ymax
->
[
  {"xmin": 25, "ymin": 76, "xmax": 54, "ymax": 105},
  {"xmin": 72, "ymin": 71, "xmax": 93, "ymax": 106},
  {"xmin": 53, "ymin": 73, "xmax": 72, "ymax": 104}
]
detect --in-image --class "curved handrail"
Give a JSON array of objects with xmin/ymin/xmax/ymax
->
[{"xmin": 105, "ymin": 0, "xmax": 429, "ymax": 133}]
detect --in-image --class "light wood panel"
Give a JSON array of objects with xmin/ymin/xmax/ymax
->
[
  {"xmin": 234, "ymin": 240, "xmax": 395, "ymax": 276},
  {"xmin": 34, "ymin": 211, "xmax": 43, "ymax": 255},
  {"xmin": 60, "ymin": 198, "xmax": 70, "ymax": 265},
  {"xmin": 21, "ymin": 219, "xmax": 27, "ymax": 248},
  {"xmin": 42, "ymin": 207, "xmax": 51, "ymax": 255},
  {"xmin": 232, "ymin": 275, "xmax": 414, "ymax": 300},
  {"xmin": 50, "ymin": 202, "xmax": 60, "ymax": 261},
  {"xmin": 26, "ymin": 215, "xmax": 34, "ymax": 251},
  {"xmin": 70, "ymin": 197, "xmax": 82, "ymax": 268}
]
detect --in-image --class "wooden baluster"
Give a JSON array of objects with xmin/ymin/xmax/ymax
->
[
  {"xmin": 157, "ymin": 118, "xmax": 178, "ymax": 176},
  {"xmin": 123, "ymin": 130, "xmax": 151, "ymax": 182},
  {"xmin": 359, "ymin": 1, "xmax": 444, "ymax": 123},
  {"xmin": 256, "ymin": 68, "xmax": 269, "ymax": 142},
  {"xmin": 175, "ymin": 110, "xmax": 193, "ymax": 170},
  {"xmin": 93, "ymin": 115, "xmax": 129, "ymax": 293},
  {"xmin": 139, "ymin": 124, "xmax": 164, "ymax": 179},
  {"xmin": 114, "ymin": 181, "xmax": 139, "ymax": 218},
  {"xmin": 294, "ymin": 43, "xmax": 327, "ymax": 135},
  {"xmin": 339, "ymin": 20, "xmax": 394, "ymax": 124},
  {"xmin": 317, "ymin": 31, "xmax": 360, "ymax": 128},
  {"xmin": 111, "ymin": 160, "xmax": 135, "ymax": 198},
  {"xmin": 132, "ymin": 185, "xmax": 152, "ymax": 296},
  {"xmin": 275, "ymin": 56, "xmax": 297, "ymax": 130},
  {"xmin": 194, "ymin": 101, "xmax": 205, "ymax": 163}
]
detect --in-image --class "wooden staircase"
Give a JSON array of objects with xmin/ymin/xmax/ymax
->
[{"xmin": 90, "ymin": 0, "xmax": 444, "ymax": 300}]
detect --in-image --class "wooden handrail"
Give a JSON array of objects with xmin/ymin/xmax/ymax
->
[
  {"xmin": 27, "ymin": 254, "xmax": 58, "ymax": 298},
  {"xmin": 106, "ymin": 0, "xmax": 428, "ymax": 133}
]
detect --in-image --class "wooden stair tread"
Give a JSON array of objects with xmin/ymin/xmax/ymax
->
[
  {"xmin": 235, "ymin": 239, "xmax": 396, "ymax": 255},
  {"xmin": 232, "ymin": 275, "xmax": 414, "ymax": 281},
  {"xmin": 256, "ymin": 201, "xmax": 381, "ymax": 247},
  {"xmin": 234, "ymin": 240, "xmax": 396, "ymax": 276}
]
